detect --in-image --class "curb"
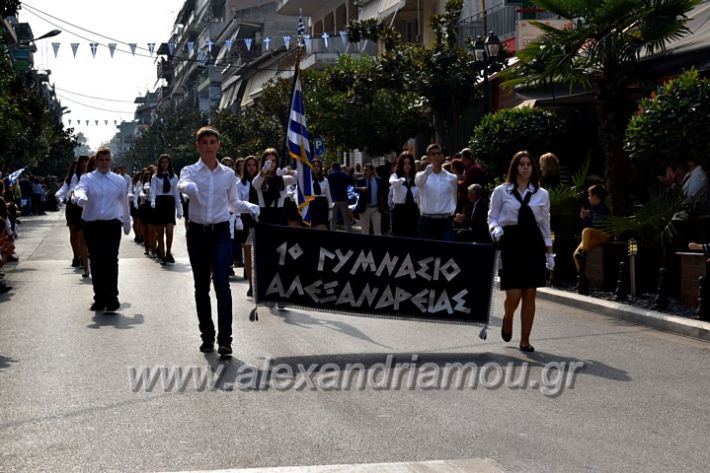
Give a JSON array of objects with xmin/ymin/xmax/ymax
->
[{"xmin": 535, "ymin": 286, "xmax": 710, "ymax": 342}]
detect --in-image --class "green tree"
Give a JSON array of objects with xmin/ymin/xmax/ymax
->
[
  {"xmin": 625, "ymin": 68, "xmax": 710, "ymax": 169},
  {"xmin": 501, "ymin": 0, "xmax": 699, "ymax": 215},
  {"xmin": 469, "ymin": 106, "xmax": 566, "ymax": 178}
]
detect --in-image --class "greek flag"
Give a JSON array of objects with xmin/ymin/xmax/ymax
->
[
  {"xmin": 287, "ymin": 73, "xmax": 314, "ymax": 226},
  {"xmin": 7, "ymin": 167, "xmax": 26, "ymax": 186}
]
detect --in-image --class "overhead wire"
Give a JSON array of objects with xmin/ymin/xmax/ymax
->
[
  {"xmin": 55, "ymin": 93, "xmax": 136, "ymax": 114},
  {"xmin": 54, "ymin": 87, "xmax": 138, "ymax": 104}
]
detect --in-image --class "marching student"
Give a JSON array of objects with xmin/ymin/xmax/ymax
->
[
  {"xmin": 231, "ymin": 158, "xmax": 246, "ymax": 269},
  {"xmin": 237, "ymin": 155, "xmax": 260, "ymax": 297},
  {"xmin": 150, "ymin": 154, "xmax": 183, "ymax": 265},
  {"xmin": 488, "ymin": 151, "xmax": 553, "ymax": 352},
  {"xmin": 389, "ymin": 151, "xmax": 420, "ymax": 238},
  {"xmin": 178, "ymin": 127, "xmax": 260, "ymax": 357},
  {"xmin": 55, "ymin": 155, "xmax": 90, "ymax": 278},
  {"xmin": 415, "ymin": 144, "xmax": 458, "ymax": 241},
  {"xmin": 73, "ymin": 147, "xmax": 131, "ymax": 312},
  {"xmin": 139, "ymin": 167, "xmax": 156, "ymax": 258},
  {"xmin": 130, "ymin": 172, "xmax": 144, "ymax": 243},
  {"xmin": 309, "ymin": 158, "xmax": 332, "ymax": 230},
  {"xmin": 251, "ymin": 148, "xmax": 296, "ymax": 226}
]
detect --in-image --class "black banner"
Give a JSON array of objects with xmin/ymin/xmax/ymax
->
[{"xmin": 253, "ymin": 223, "xmax": 496, "ymax": 324}]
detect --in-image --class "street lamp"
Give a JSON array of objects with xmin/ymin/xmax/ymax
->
[
  {"xmin": 470, "ymin": 30, "xmax": 502, "ymax": 115},
  {"xmin": 628, "ymin": 238, "xmax": 638, "ymax": 298}
]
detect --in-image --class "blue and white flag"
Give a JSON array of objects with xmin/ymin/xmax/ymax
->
[
  {"xmin": 297, "ymin": 9, "xmax": 306, "ymax": 36},
  {"xmin": 7, "ymin": 167, "xmax": 26, "ymax": 186},
  {"xmin": 287, "ymin": 73, "xmax": 314, "ymax": 226}
]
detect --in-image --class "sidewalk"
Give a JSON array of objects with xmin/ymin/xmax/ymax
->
[{"xmin": 535, "ymin": 285, "xmax": 710, "ymax": 342}]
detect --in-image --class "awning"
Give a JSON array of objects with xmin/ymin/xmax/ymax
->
[
  {"xmin": 241, "ymin": 67, "xmax": 276, "ymax": 108},
  {"xmin": 378, "ymin": 0, "xmax": 406, "ymax": 20},
  {"xmin": 219, "ymin": 76, "xmax": 243, "ymax": 110}
]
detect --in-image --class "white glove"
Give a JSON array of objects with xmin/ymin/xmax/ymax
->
[
  {"xmin": 491, "ymin": 226, "xmax": 504, "ymax": 241},
  {"xmin": 248, "ymin": 204, "xmax": 260, "ymax": 218},
  {"xmin": 425, "ymin": 164, "xmax": 433, "ymax": 174},
  {"xmin": 123, "ymin": 220, "xmax": 131, "ymax": 235},
  {"xmin": 234, "ymin": 215, "xmax": 244, "ymax": 231},
  {"xmin": 546, "ymin": 253, "xmax": 556, "ymax": 271},
  {"xmin": 276, "ymin": 167, "xmax": 289, "ymax": 176},
  {"xmin": 262, "ymin": 160, "xmax": 273, "ymax": 172},
  {"xmin": 176, "ymin": 209, "xmax": 183, "ymax": 220},
  {"xmin": 150, "ymin": 201, "xmax": 156, "ymax": 209}
]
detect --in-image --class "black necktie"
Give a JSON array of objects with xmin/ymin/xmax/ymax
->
[
  {"xmin": 313, "ymin": 177, "xmax": 322, "ymax": 195},
  {"xmin": 512, "ymin": 188, "xmax": 536, "ymax": 229},
  {"xmin": 162, "ymin": 173, "xmax": 171, "ymax": 193},
  {"xmin": 404, "ymin": 180, "xmax": 414, "ymax": 205}
]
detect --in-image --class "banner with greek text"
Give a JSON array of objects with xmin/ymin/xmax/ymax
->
[{"xmin": 253, "ymin": 223, "xmax": 495, "ymax": 324}]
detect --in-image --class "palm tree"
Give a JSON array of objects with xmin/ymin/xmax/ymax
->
[{"xmin": 502, "ymin": 0, "xmax": 699, "ymax": 215}]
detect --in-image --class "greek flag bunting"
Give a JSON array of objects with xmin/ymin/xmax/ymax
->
[
  {"xmin": 287, "ymin": 73, "xmax": 314, "ymax": 226},
  {"xmin": 7, "ymin": 167, "xmax": 26, "ymax": 186}
]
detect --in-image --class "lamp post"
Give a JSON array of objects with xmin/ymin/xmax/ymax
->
[
  {"xmin": 628, "ymin": 238, "xmax": 638, "ymax": 298},
  {"xmin": 471, "ymin": 30, "xmax": 501, "ymax": 115}
]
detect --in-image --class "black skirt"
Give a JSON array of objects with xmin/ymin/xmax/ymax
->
[
  {"xmin": 139, "ymin": 202, "xmax": 155, "ymax": 225},
  {"xmin": 154, "ymin": 195, "xmax": 176, "ymax": 225},
  {"xmin": 391, "ymin": 202, "xmax": 420, "ymax": 238},
  {"xmin": 284, "ymin": 198, "xmax": 301, "ymax": 224},
  {"xmin": 260, "ymin": 206, "xmax": 286, "ymax": 226},
  {"xmin": 65, "ymin": 201, "xmax": 83, "ymax": 229},
  {"xmin": 309, "ymin": 196, "xmax": 329, "ymax": 226},
  {"xmin": 499, "ymin": 224, "xmax": 546, "ymax": 290}
]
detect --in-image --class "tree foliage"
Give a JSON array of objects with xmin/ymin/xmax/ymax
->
[
  {"xmin": 501, "ymin": 0, "xmax": 699, "ymax": 215},
  {"xmin": 625, "ymin": 68, "xmax": 710, "ymax": 168},
  {"xmin": 469, "ymin": 106, "xmax": 566, "ymax": 179}
]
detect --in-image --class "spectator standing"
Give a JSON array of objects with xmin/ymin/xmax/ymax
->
[
  {"xmin": 389, "ymin": 152, "xmax": 420, "ymax": 238},
  {"xmin": 539, "ymin": 152, "xmax": 561, "ymax": 189},
  {"xmin": 454, "ymin": 183, "xmax": 491, "ymax": 243},
  {"xmin": 354, "ymin": 164, "xmax": 388, "ymax": 236},
  {"xmin": 327, "ymin": 162, "xmax": 352, "ymax": 232}
]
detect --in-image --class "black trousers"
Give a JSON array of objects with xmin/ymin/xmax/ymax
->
[{"xmin": 84, "ymin": 219, "xmax": 122, "ymax": 304}]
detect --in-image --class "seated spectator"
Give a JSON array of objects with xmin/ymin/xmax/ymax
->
[
  {"xmin": 454, "ymin": 184, "xmax": 491, "ymax": 243},
  {"xmin": 681, "ymin": 158, "xmax": 708, "ymax": 205},
  {"xmin": 573, "ymin": 184, "xmax": 611, "ymax": 271}
]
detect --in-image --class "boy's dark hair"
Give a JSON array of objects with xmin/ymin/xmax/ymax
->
[
  {"xmin": 588, "ymin": 184, "xmax": 609, "ymax": 201},
  {"xmin": 196, "ymin": 126, "xmax": 220, "ymax": 141}
]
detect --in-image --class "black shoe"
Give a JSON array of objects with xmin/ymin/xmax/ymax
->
[
  {"xmin": 199, "ymin": 341, "xmax": 215, "ymax": 353},
  {"xmin": 90, "ymin": 301, "xmax": 105, "ymax": 311},
  {"xmin": 246, "ymin": 287, "xmax": 253, "ymax": 297},
  {"xmin": 160, "ymin": 258, "xmax": 167, "ymax": 266},
  {"xmin": 144, "ymin": 250, "xmax": 149, "ymax": 256},
  {"xmin": 71, "ymin": 258, "xmax": 80, "ymax": 268},
  {"xmin": 519, "ymin": 345, "xmax": 535, "ymax": 353},
  {"xmin": 105, "ymin": 300, "xmax": 120, "ymax": 312},
  {"xmin": 165, "ymin": 253, "xmax": 175, "ymax": 264},
  {"xmin": 82, "ymin": 272, "xmax": 90, "ymax": 279},
  {"xmin": 0, "ymin": 284, "xmax": 11, "ymax": 294},
  {"xmin": 218, "ymin": 344, "xmax": 233, "ymax": 357}
]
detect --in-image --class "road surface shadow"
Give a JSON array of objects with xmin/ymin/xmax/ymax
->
[
  {"xmin": 87, "ymin": 309, "xmax": 145, "ymax": 330},
  {"xmin": 0, "ymin": 355, "xmax": 19, "ymax": 371}
]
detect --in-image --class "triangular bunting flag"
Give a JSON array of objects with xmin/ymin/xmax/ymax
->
[
  {"xmin": 147, "ymin": 43, "xmax": 155, "ymax": 55},
  {"xmin": 108, "ymin": 43, "xmax": 117, "ymax": 58},
  {"xmin": 90, "ymin": 42, "xmax": 98, "ymax": 58},
  {"xmin": 168, "ymin": 41, "xmax": 176, "ymax": 56},
  {"xmin": 71, "ymin": 43, "xmax": 80, "ymax": 58},
  {"xmin": 129, "ymin": 43, "xmax": 137, "ymax": 55},
  {"xmin": 95, "ymin": 120, "xmax": 99, "ymax": 126},
  {"xmin": 104, "ymin": 120, "xmax": 108, "ymax": 126},
  {"xmin": 304, "ymin": 34, "xmax": 312, "ymax": 51},
  {"xmin": 187, "ymin": 41, "xmax": 195, "ymax": 55},
  {"xmin": 114, "ymin": 120, "xmax": 118, "ymax": 125},
  {"xmin": 322, "ymin": 32, "xmax": 329, "ymax": 49},
  {"xmin": 283, "ymin": 35, "xmax": 292, "ymax": 50},
  {"xmin": 51, "ymin": 42, "xmax": 60, "ymax": 58},
  {"xmin": 206, "ymin": 39, "xmax": 213, "ymax": 54},
  {"xmin": 264, "ymin": 36, "xmax": 272, "ymax": 51},
  {"xmin": 244, "ymin": 38, "xmax": 252, "ymax": 51},
  {"xmin": 339, "ymin": 31, "xmax": 348, "ymax": 46},
  {"xmin": 225, "ymin": 39, "xmax": 233, "ymax": 52},
  {"xmin": 85, "ymin": 120, "xmax": 89, "ymax": 125},
  {"xmin": 68, "ymin": 119, "xmax": 72, "ymax": 125}
]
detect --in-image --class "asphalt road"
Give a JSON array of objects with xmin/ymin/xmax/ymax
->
[{"xmin": 1, "ymin": 211, "xmax": 709, "ymax": 473}]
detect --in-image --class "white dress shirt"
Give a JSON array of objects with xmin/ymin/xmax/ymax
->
[
  {"xmin": 682, "ymin": 165, "xmax": 708, "ymax": 201},
  {"xmin": 73, "ymin": 170, "xmax": 130, "ymax": 225},
  {"xmin": 488, "ymin": 183, "xmax": 552, "ymax": 246},
  {"xmin": 178, "ymin": 159, "xmax": 257, "ymax": 224},
  {"xmin": 150, "ymin": 173, "xmax": 183, "ymax": 213},
  {"xmin": 314, "ymin": 177, "xmax": 333, "ymax": 208},
  {"xmin": 132, "ymin": 183, "xmax": 142, "ymax": 208},
  {"xmin": 414, "ymin": 167, "xmax": 457, "ymax": 215},
  {"xmin": 389, "ymin": 173, "xmax": 420, "ymax": 205},
  {"xmin": 54, "ymin": 175, "xmax": 79, "ymax": 203},
  {"xmin": 251, "ymin": 173, "xmax": 297, "ymax": 208}
]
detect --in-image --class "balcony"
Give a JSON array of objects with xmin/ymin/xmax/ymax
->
[
  {"xmin": 276, "ymin": 0, "xmax": 343, "ymax": 17},
  {"xmin": 278, "ymin": 37, "xmax": 378, "ymax": 72},
  {"xmin": 157, "ymin": 58, "xmax": 174, "ymax": 81}
]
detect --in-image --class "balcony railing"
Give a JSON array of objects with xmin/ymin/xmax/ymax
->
[{"xmin": 458, "ymin": 3, "xmax": 564, "ymax": 47}]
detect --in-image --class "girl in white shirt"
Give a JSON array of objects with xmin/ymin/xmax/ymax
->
[
  {"xmin": 150, "ymin": 154, "xmax": 183, "ymax": 265},
  {"xmin": 251, "ymin": 148, "xmax": 296, "ymax": 226},
  {"xmin": 488, "ymin": 151, "xmax": 554, "ymax": 353},
  {"xmin": 238, "ymin": 156, "xmax": 260, "ymax": 297},
  {"xmin": 139, "ymin": 167, "xmax": 157, "ymax": 258},
  {"xmin": 309, "ymin": 158, "xmax": 333, "ymax": 230},
  {"xmin": 55, "ymin": 155, "xmax": 90, "ymax": 278},
  {"xmin": 389, "ymin": 152, "xmax": 420, "ymax": 238},
  {"xmin": 130, "ymin": 173, "xmax": 144, "ymax": 244}
]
